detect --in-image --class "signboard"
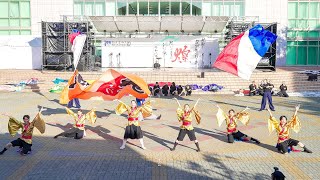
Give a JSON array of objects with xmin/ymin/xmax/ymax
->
[{"xmin": 101, "ymin": 36, "xmax": 219, "ymax": 68}]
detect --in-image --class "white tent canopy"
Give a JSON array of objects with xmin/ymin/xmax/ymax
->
[{"xmin": 88, "ymin": 16, "xmax": 230, "ymax": 33}]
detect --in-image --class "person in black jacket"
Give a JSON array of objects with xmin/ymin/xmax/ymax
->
[
  {"xmin": 177, "ymin": 85, "xmax": 183, "ymax": 96},
  {"xmin": 278, "ymin": 82, "xmax": 289, "ymax": 97},
  {"xmin": 170, "ymin": 82, "xmax": 177, "ymax": 95},
  {"xmin": 185, "ymin": 85, "xmax": 192, "ymax": 96},
  {"xmin": 249, "ymin": 81, "xmax": 258, "ymax": 96},
  {"xmin": 259, "ymin": 79, "xmax": 275, "ymax": 111},
  {"xmin": 271, "ymin": 167, "xmax": 285, "ymax": 180},
  {"xmin": 153, "ymin": 82, "xmax": 160, "ymax": 97},
  {"xmin": 162, "ymin": 84, "xmax": 169, "ymax": 96}
]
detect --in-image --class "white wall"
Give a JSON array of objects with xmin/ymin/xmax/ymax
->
[
  {"xmin": 0, "ymin": 36, "xmax": 42, "ymax": 69},
  {"xmin": 101, "ymin": 37, "xmax": 219, "ymax": 68},
  {"xmin": 245, "ymin": 0, "xmax": 288, "ymax": 66},
  {"xmin": 30, "ymin": 0, "xmax": 74, "ymax": 36}
]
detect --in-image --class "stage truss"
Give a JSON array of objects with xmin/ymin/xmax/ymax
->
[{"xmin": 53, "ymin": 15, "xmax": 276, "ymax": 71}]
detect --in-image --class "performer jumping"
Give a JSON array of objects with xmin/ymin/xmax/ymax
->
[
  {"xmin": 116, "ymin": 99, "xmax": 152, "ymax": 150},
  {"xmin": 216, "ymin": 105, "xmax": 260, "ymax": 144},
  {"xmin": 0, "ymin": 108, "xmax": 46, "ymax": 156},
  {"xmin": 171, "ymin": 98, "xmax": 201, "ymax": 152},
  {"xmin": 54, "ymin": 108, "xmax": 97, "ymax": 139},
  {"xmin": 267, "ymin": 105, "xmax": 312, "ymax": 154}
]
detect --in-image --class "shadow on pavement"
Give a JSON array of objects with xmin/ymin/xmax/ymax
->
[
  {"xmin": 39, "ymin": 105, "xmax": 110, "ymax": 118},
  {"xmin": 0, "ymin": 130, "xmax": 281, "ymax": 179}
]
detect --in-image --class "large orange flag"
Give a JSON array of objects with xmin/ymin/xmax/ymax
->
[{"xmin": 59, "ymin": 69, "xmax": 150, "ymax": 104}]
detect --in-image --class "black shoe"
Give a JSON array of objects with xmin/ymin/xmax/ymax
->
[
  {"xmin": 157, "ymin": 115, "xmax": 161, "ymax": 120},
  {"xmin": 195, "ymin": 142, "xmax": 200, "ymax": 152},
  {"xmin": 54, "ymin": 135, "xmax": 58, "ymax": 139},
  {"xmin": 0, "ymin": 148, "xmax": 7, "ymax": 155},
  {"xmin": 271, "ymin": 109, "xmax": 275, "ymax": 111},
  {"xmin": 258, "ymin": 109, "xmax": 263, "ymax": 111},
  {"xmin": 251, "ymin": 138, "xmax": 260, "ymax": 144},
  {"xmin": 304, "ymin": 147, "xmax": 312, "ymax": 153},
  {"xmin": 171, "ymin": 142, "xmax": 178, "ymax": 151}
]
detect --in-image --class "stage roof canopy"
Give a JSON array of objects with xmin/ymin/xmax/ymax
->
[{"xmin": 88, "ymin": 16, "xmax": 232, "ymax": 33}]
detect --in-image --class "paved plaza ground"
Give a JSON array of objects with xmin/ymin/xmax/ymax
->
[{"xmin": 0, "ymin": 92, "xmax": 319, "ymax": 180}]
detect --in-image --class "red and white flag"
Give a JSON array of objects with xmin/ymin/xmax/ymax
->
[{"xmin": 68, "ymin": 32, "xmax": 87, "ymax": 69}]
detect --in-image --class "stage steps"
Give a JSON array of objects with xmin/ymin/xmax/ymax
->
[{"xmin": 0, "ymin": 70, "xmax": 319, "ymax": 94}]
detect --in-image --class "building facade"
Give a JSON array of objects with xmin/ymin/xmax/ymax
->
[{"xmin": 0, "ymin": 0, "xmax": 319, "ymax": 66}]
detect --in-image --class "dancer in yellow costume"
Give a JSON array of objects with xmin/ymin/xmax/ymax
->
[
  {"xmin": 54, "ymin": 108, "xmax": 97, "ymax": 139},
  {"xmin": 267, "ymin": 105, "xmax": 312, "ymax": 154},
  {"xmin": 216, "ymin": 105, "xmax": 260, "ymax": 144},
  {"xmin": 0, "ymin": 108, "xmax": 45, "ymax": 156},
  {"xmin": 116, "ymin": 99, "xmax": 153, "ymax": 150},
  {"xmin": 170, "ymin": 98, "xmax": 201, "ymax": 152}
]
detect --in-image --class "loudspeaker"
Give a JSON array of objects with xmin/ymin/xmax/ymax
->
[
  {"xmin": 42, "ymin": 22, "xmax": 66, "ymax": 52},
  {"xmin": 91, "ymin": 46, "xmax": 96, "ymax": 55},
  {"xmin": 44, "ymin": 53, "xmax": 72, "ymax": 70},
  {"xmin": 200, "ymin": 72, "xmax": 205, "ymax": 78},
  {"xmin": 154, "ymin": 63, "xmax": 160, "ymax": 69}
]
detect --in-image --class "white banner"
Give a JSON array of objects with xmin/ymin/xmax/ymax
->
[
  {"xmin": 72, "ymin": 34, "xmax": 87, "ymax": 69},
  {"xmin": 101, "ymin": 36, "xmax": 219, "ymax": 69}
]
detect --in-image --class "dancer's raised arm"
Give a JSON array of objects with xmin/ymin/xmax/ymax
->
[
  {"xmin": 294, "ymin": 104, "xmax": 300, "ymax": 116},
  {"xmin": 193, "ymin": 98, "xmax": 200, "ymax": 109},
  {"xmin": 267, "ymin": 108, "xmax": 273, "ymax": 117},
  {"xmin": 173, "ymin": 97, "xmax": 181, "ymax": 108},
  {"xmin": 1, "ymin": 113, "xmax": 10, "ymax": 117}
]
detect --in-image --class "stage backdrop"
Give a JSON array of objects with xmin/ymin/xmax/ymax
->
[
  {"xmin": 0, "ymin": 36, "xmax": 42, "ymax": 69},
  {"xmin": 101, "ymin": 36, "xmax": 219, "ymax": 68}
]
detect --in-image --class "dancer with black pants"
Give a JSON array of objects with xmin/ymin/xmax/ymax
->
[
  {"xmin": 171, "ymin": 98, "xmax": 201, "ymax": 152},
  {"xmin": 54, "ymin": 108, "xmax": 97, "ymax": 139}
]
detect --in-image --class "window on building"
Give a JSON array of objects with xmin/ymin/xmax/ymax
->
[
  {"xmin": 160, "ymin": 1, "xmax": 170, "ymax": 15},
  {"xmin": 171, "ymin": 1, "xmax": 180, "ymax": 15},
  {"xmin": 74, "ymin": 0, "xmax": 106, "ymax": 16},
  {"xmin": 74, "ymin": 2, "xmax": 83, "ymax": 16},
  {"xmin": 192, "ymin": 0, "xmax": 202, "ymax": 16},
  {"xmin": 95, "ymin": 1, "xmax": 105, "ymax": 16},
  {"xmin": 106, "ymin": 1, "xmax": 116, "ymax": 16},
  {"xmin": 117, "ymin": 0, "xmax": 127, "ymax": 15},
  {"xmin": 84, "ymin": 2, "xmax": 94, "ymax": 15},
  {"xmin": 181, "ymin": 1, "xmax": 191, "ymax": 15},
  {"xmin": 202, "ymin": 1, "xmax": 212, "ymax": 16},
  {"xmin": 128, "ymin": 0, "xmax": 137, "ymax": 15},
  {"xmin": 149, "ymin": 0, "xmax": 159, "ymax": 15},
  {"xmin": 139, "ymin": 1, "xmax": 148, "ymax": 15},
  {"xmin": 0, "ymin": 2, "xmax": 9, "ymax": 18},
  {"xmin": 0, "ymin": 0, "xmax": 31, "ymax": 35},
  {"xmin": 212, "ymin": 1, "xmax": 222, "ymax": 16},
  {"xmin": 234, "ymin": 1, "xmax": 244, "ymax": 16},
  {"xmin": 287, "ymin": 1, "xmax": 320, "ymax": 65}
]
